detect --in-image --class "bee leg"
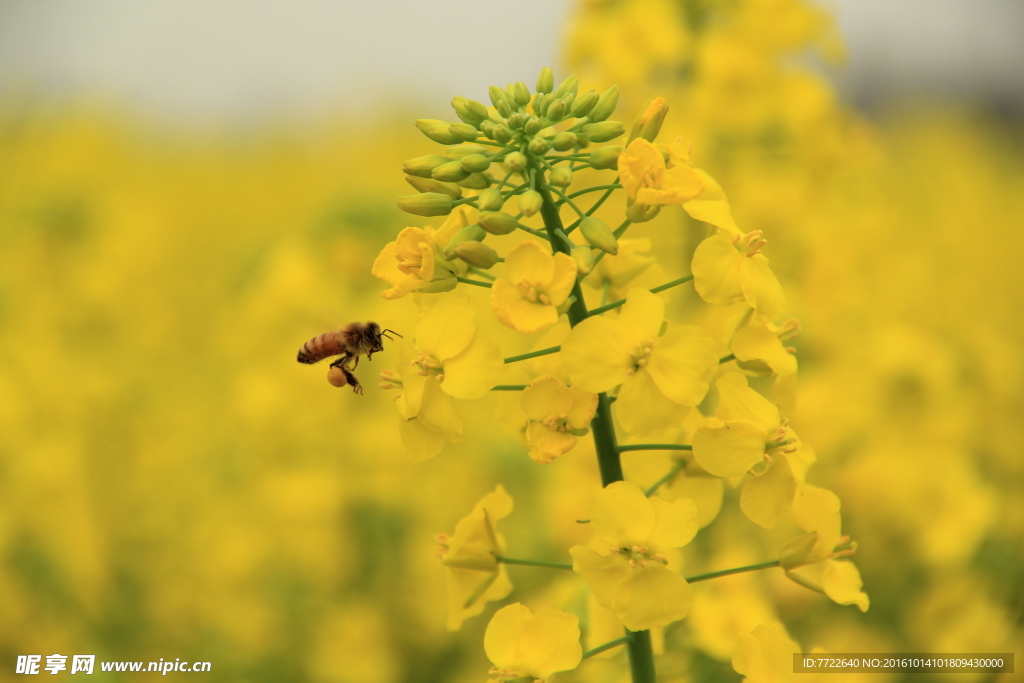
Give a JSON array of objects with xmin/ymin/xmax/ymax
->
[{"xmin": 350, "ymin": 354, "xmax": 360, "ymax": 370}]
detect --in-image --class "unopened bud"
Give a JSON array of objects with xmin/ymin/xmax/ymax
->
[
  {"xmin": 495, "ymin": 100, "xmax": 512, "ymax": 119},
  {"xmin": 536, "ymin": 66, "xmax": 554, "ymax": 94},
  {"xmin": 397, "ymin": 192, "xmax": 453, "ymax": 217},
  {"xmin": 460, "ymin": 153, "xmax": 491, "ymax": 173},
  {"xmin": 405, "ymin": 175, "xmax": 462, "ymax": 200},
  {"xmin": 454, "ymin": 241, "xmax": 500, "ymax": 269},
  {"xmin": 505, "ymin": 151, "xmax": 527, "ymax": 172},
  {"xmin": 518, "ymin": 190, "xmax": 543, "ymax": 217},
  {"xmin": 513, "ymin": 81, "xmax": 531, "ymax": 106},
  {"xmin": 528, "ymin": 137, "xmax": 550, "ymax": 156},
  {"xmin": 524, "ymin": 116, "xmax": 543, "ymax": 136},
  {"xmin": 585, "ymin": 121, "xmax": 625, "ymax": 143},
  {"xmin": 403, "ymin": 154, "xmax": 449, "ymax": 178},
  {"xmin": 589, "ymin": 145, "xmax": 622, "ymax": 170},
  {"xmin": 507, "ymin": 112, "xmax": 525, "ymax": 130},
  {"xmin": 572, "ymin": 244, "xmax": 594, "ymax": 275},
  {"xmin": 458, "ymin": 172, "xmax": 492, "ymax": 190},
  {"xmin": 626, "ymin": 201, "xmax": 661, "ymax": 223},
  {"xmin": 489, "ymin": 85, "xmax": 509, "ymax": 109},
  {"xmin": 628, "ymin": 97, "xmax": 669, "ymax": 143},
  {"xmin": 479, "ymin": 120, "xmax": 497, "ymax": 139},
  {"xmin": 588, "ymin": 85, "xmax": 620, "ymax": 122},
  {"xmin": 533, "ymin": 93, "xmax": 551, "ymax": 116},
  {"xmin": 416, "ymin": 119, "xmax": 459, "ymax": 144},
  {"xmin": 444, "ymin": 223, "xmax": 487, "ymax": 256},
  {"xmin": 432, "ymin": 160, "xmax": 470, "ymax": 182},
  {"xmin": 478, "ymin": 211, "xmax": 518, "ymax": 235},
  {"xmin": 551, "ymin": 131, "xmax": 577, "ymax": 151},
  {"xmin": 493, "ymin": 125, "xmax": 513, "ymax": 144},
  {"xmin": 460, "ymin": 98, "xmax": 490, "ymax": 123},
  {"xmin": 554, "ymin": 74, "xmax": 578, "ymax": 99},
  {"xmin": 449, "ymin": 122, "xmax": 478, "ymax": 141},
  {"xmin": 570, "ymin": 89, "xmax": 599, "ymax": 117},
  {"xmin": 546, "ymin": 99, "xmax": 566, "ymax": 123},
  {"xmin": 446, "ymin": 144, "xmax": 489, "ymax": 159},
  {"xmin": 580, "ymin": 217, "xmax": 618, "ymax": 254},
  {"xmin": 476, "ymin": 188, "xmax": 504, "ymax": 212},
  {"xmin": 548, "ymin": 167, "xmax": 573, "ymax": 187}
]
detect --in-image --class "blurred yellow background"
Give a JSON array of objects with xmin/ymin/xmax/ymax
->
[{"xmin": 1, "ymin": 1, "xmax": 1021, "ymax": 681}]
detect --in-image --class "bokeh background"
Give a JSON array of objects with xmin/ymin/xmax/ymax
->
[{"xmin": 1, "ymin": 0, "xmax": 1021, "ymax": 681}]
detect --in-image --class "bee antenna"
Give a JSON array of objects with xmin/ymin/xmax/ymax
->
[{"xmin": 382, "ymin": 329, "xmax": 403, "ymax": 339}]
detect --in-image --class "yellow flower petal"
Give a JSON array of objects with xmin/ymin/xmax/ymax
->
[
  {"xmin": 617, "ymin": 288, "xmax": 664, "ymax": 344},
  {"xmin": 616, "ymin": 371, "xmax": 689, "ymax": 435},
  {"xmin": 562, "ymin": 315, "xmax": 634, "ymax": 393},
  {"xmin": 682, "ymin": 168, "xmax": 740, "ymax": 236},
  {"xmin": 570, "ymin": 545, "xmax": 631, "ymax": 609},
  {"xmin": 521, "ymin": 376, "xmax": 573, "ymax": 421},
  {"xmin": 740, "ymin": 453, "xmax": 799, "ymax": 528},
  {"xmin": 506, "ymin": 240, "xmax": 555, "ymax": 285},
  {"xmin": 440, "ymin": 332, "xmax": 502, "ymax": 399},
  {"xmin": 416, "ymin": 377, "xmax": 463, "ymax": 438},
  {"xmin": 518, "ymin": 610, "xmax": 583, "ymax": 678},
  {"xmin": 648, "ymin": 496, "xmax": 699, "ymax": 551},
  {"xmin": 547, "ymin": 251, "xmax": 578, "ymax": 305},
  {"xmin": 484, "ymin": 602, "xmax": 533, "ymax": 670},
  {"xmin": 505, "ymin": 296, "xmax": 560, "ymax": 333},
  {"xmin": 591, "ymin": 480, "xmax": 656, "ymax": 548},
  {"xmin": 692, "ymin": 231, "xmax": 745, "ymax": 306},
  {"xmin": 822, "ymin": 561, "xmax": 869, "ymax": 612},
  {"xmin": 715, "ymin": 373, "xmax": 781, "ymax": 433},
  {"xmin": 566, "ymin": 386, "xmax": 599, "ymax": 428},
  {"xmin": 666, "ymin": 473, "xmax": 724, "ymax": 528},
  {"xmin": 614, "ymin": 563, "xmax": 692, "ymax": 631},
  {"xmin": 636, "ymin": 163, "xmax": 704, "ymax": 205},
  {"xmin": 740, "ymin": 255, "xmax": 786, "ymax": 323},
  {"xmin": 618, "ymin": 138, "xmax": 665, "ymax": 201},
  {"xmin": 791, "ymin": 485, "xmax": 842, "ymax": 557},
  {"xmin": 730, "ymin": 321, "xmax": 798, "ymax": 377},
  {"xmin": 398, "ymin": 417, "xmax": 447, "ymax": 463},
  {"xmin": 732, "ymin": 623, "xmax": 800, "ymax": 683},
  {"xmin": 525, "ymin": 422, "xmax": 577, "ymax": 464},
  {"xmin": 416, "ymin": 293, "xmax": 477, "ymax": 361},
  {"xmin": 692, "ymin": 418, "xmax": 767, "ymax": 477},
  {"xmin": 445, "ymin": 565, "xmax": 512, "ymax": 631},
  {"xmin": 646, "ymin": 325, "xmax": 718, "ymax": 406}
]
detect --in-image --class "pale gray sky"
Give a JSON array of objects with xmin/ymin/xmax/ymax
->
[{"xmin": 0, "ymin": 0, "xmax": 1021, "ymax": 126}]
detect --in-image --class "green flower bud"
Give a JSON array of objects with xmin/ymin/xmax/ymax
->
[
  {"xmin": 554, "ymin": 74, "xmax": 578, "ymax": 99},
  {"xmin": 527, "ymin": 137, "xmax": 550, "ymax": 156},
  {"xmin": 570, "ymin": 89, "xmax": 599, "ymax": 117},
  {"xmin": 398, "ymin": 193, "xmax": 453, "ymax": 217},
  {"xmin": 428, "ymin": 124, "xmax": 460, "ymax": 145},
  {"xmin": 449, "ymin": 122, "xmax": 479, "ymax": 141},
  {"xmin": 489, "ymin": 85, "xmax": 508, "ymax": 109},
  {"xmin": 460, "ymin": 153, "xmax": 491, "ymax": 173},
  {"xmin": 580, "ymin": 217, "xmax": 618, "ymax": 254},
  {"xmin": 560, "ymin": 92, "xmax": 576, "ymax": 111},
  {"xmin": 432, "ymin": 160, "xmax": 470, "ymax": 182},
  {"xmin": 518, "ymin": 190, "xmax": 543, "ymax": 217},
  {"xmin": 478, "ymin": 210, "xmax": 519, "ymax": 235},
  {"xmin": 480, "ymin": 120, "xmax": 497, "ymax": 139},
  {"xmin": 572, "ymin": 244, "xmax": 595, "ymax": 275},
  {"xmin": 451, "ymin": 97, "xmax": 475, "ymax": 125},
  {"xmin": 513, "ymin": 81, "xmax": 531, "ymax": 106},
  {"xmin": 546, "ymin": 99, "xmax": 566, "ymax": 122},
  {"xmin": 458, "ymin": 172, "xmax": 492, "ymax": 189},
  {"xmin": 505, "ymin": 151, "xmax": 527, "ymax": 172},
  {"xmin": 402, "ymin": 154, "xmax": 449, "ymax": 178},
  {"xmin": 780, "ymin": 532, "xmax": 819, "ymax": 570},
  {"xmin": 551, "ymin": 131, "xmax": 577, "ymax": 151},
  {"xmin": 524, "ymin": 116, "xmax": 543, "ymax": 136},
  {"xmin": 536, "ymin": 66, "xmax": 554, "ymax": 94},
  {"xmin": 446, "ymin": 144, "xmax": 489, "ymax": 159},
  {"xmin": 493, "ymin": 125, "xmax": 513, "ymax": 144},
  {"xmin": 495, "ymin": 100, "xmax": 512, "ymax": 119},
  {"xmin": 416, "ymin": 118, "xmax": 447, "ymax": 133},
  {"xmin": 628, "ymin": 97, "xmax": 669, "ymax": 144},
  {"xmin": 575, "ymin": 137, "xmax": 591, "ymax": 149},
  {"xmin": 476, "ymin": 187, "xmax": 504, "ymax": 211},
  {"xmin": 533, "ymin": 93, "xmax": 551, "ymax": 116},
  {"xmin": 584, "ymin": 121, "xmax": 625, "ymax": 143},
  {"xmin": 444, "ymin": 223, "xmax": 487, "ymax": 257},
  {"xmin": 549, "ymin": 167, "xmax": 573, "ymax": 187},
  {"xmin": 589, "ymin": 145, "xmax": 623, "ymax": 169},
  {"xmin": 417, "ymin": 277, "xmax": 458, "ymax": 294},
  {"xmin": 507, "ymin": 112, "xmax": 525, "ymax": 130},
  {"xmin": 460, "ymin": 98, "xmax": 490, "ymax": 123},
  {"xmin": 626, "ymin": 201, "xmax": 661, "ymax": 223},
  {"xmin": 405, "ymin": 174, "xmax": 463, "ymax": 200},
  {"xmin": 454, "ymin": 241, "xmax": 500, "ymax": 269},
  {"xmin": 588, "ymin": 85, "xmax": 620, "ymax": 122}
]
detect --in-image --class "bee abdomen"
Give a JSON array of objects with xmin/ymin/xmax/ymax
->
[{"xmin": 297, "ymin": 332, "xmax": 344, "ymax": 364}]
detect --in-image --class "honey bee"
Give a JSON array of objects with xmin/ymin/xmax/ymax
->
[{"xmin": 297, "ymin": 322, "xmax": 400, "ymax": 394}]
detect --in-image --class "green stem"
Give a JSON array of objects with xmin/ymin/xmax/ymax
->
[
  {"xmin": 566, "ymin": 177, "xmax": 619, "ymax": 233},
  {"xmin": 544, "ymin": 183, "xmax": 588, "ymax": 219},
  {"xmin": 456, "ymin": 276, "xmax": 492, "ymax": 288},
  {"xmin": 644, "ymin": 462, "xmax": 685, "ymax": 497},
  {"xmin": 491, "ymin": 384, "xmax": 527, "ymax": 391},
  {"xmin": 503, "ymin": 345, "xmax": 560, "ymax": 364},
  {"xmin": 587, "ymin": 275, "xmax": 694, "ymax": 316},
  {"xmin": 468, "ymin": 267, "xmax": 496, "ymax": 280},
  {"xmin": 685, "ymin": 560, "xmax": 780, "ymax": 584},
  {"xmin": 719, "ymin": 353, "xmax": 736, "ymax": 363},
  {"xmin": 493, "ymin": 555, "xmax": 573, "ymax": 571},
  {"xmin": 568, "ymin": 184, "xmax": 622, "ymax": 199},
  {"xmin": 583, "ymin": 636, "xmax": 632, "ymax": 659},
  {"xmin": 532, "ymin": 158, "xmax": 655, "ymax": 683},
  {"xmin": 618, "ymin": 444, "xmax": 692, "ymax": 453}
]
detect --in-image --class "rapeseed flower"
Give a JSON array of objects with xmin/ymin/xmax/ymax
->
[
  {"xmin": 372, "ymin": 209, "xmax": 468, "ymax": 299},
  {"xmin": 491, "ymin": 241, "xmax": 578, "ymax": 334},
  {"xmin": 570, "ymin": 480, "xmax": 698, "ymax": 631},
  {"xmin": 618, "ymin": 138, "xmax": 704, "ymax": 221},
  {"xmin": 436, "ymin": 486, "xmax": 515, "ymax": 631},
  {"xmin": 692, "ymin": 230, "xmax": 785, "ymax": 323},
  {"xmin": 561, "ymin": 288, "xmax": 717, "ymax": 434},
  {"xmin": 732, "ymin": 623, "xmax": 800, "ymax": 683},
  {"xmin": 520, "ymin": 376, "xmax": 597, "ymax": 464},
  {"xmin": 692, "ymin": 373, "xmax": 815, "ymax": 527},
  {"xmin": 484, "ymin": 603, "xmax": 582, "ymax": 682}
]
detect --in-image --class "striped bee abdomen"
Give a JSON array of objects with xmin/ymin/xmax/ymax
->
[{"xmin": 297, "ymin": 331, "xmax": 345, "ymax": 364}]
